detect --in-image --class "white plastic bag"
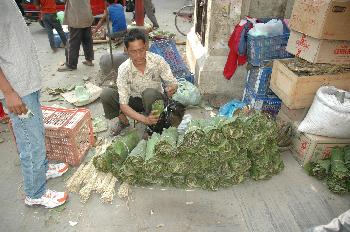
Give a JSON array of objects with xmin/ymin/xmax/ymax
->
[
  {"xmin": 298, "ymin": 86, "xmax": 350, "ymax": 138},
  {"xmin": 248, "ymin": 19, "xmax": 284, "ymax": 37},
  {"xmin": 172, "ymin": 78, "xmax": 201, "ymax": 106},
  {"xmin": 177, "ymin": 114, "xmax": 192, "ymax": 134}
]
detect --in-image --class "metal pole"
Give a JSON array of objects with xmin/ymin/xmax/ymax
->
[
  {"xmin": 105, "ymin": 1, "xmax": 114, "ymax": 67},
  {"xmin": 135, "ymin": 0, "xmax": 144, "ymax": 26}
]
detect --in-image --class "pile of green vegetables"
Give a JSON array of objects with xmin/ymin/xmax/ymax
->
[
  {"xmin": 149, "ymin": 30, "xmax": 176, "ymax": 40},
  {"xmin": 93, "ymin": 112, "xmax": 284, "ymax": 190},
  {"xmin": 305, "ymin": 146, "xmax": 350, "ymax": 194}
]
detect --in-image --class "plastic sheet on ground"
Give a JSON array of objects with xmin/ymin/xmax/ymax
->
[{"xmin": 61, "ymin": 82, "xmax": 102, "ymax": 106}]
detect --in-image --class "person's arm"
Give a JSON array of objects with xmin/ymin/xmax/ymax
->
[
  {"xmin": 159, "ymin": 58, "xmax": 178, "ymax": 97},
  {"xmin": 93, "ymin": 10, "xmax": 107, "ymax": 33},
  {"xmin": 165, "ymin": 83, "xmax": 178, "ymax": 98},
  {"xmin": 0, "ymin": 68, "xmax": 27, "ymax": 115},
  {"xmin": 120, "ymin": 104, "xmax": 159, "ymax": 125}
]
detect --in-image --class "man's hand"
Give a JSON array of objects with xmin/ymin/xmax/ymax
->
[
  {"xmin": 4, "ymin": 91, "xmax": 27, "ymax": 116},
  {"xmin": 143, "ymin": 111, "xmax": 160, "ymax": 125},
  {"xmin": 0, "ymin": 68, "xmax": 27, "ymax": 115},
  {"xmin": 165, "ymin": 84, "xmax": 177, "ymax": 98}
]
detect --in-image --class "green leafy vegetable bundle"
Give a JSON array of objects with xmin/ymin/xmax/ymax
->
[
  {"xmin": 306, "ymin": 146, "xmax": 350, "ymax": 194},
  {"xmin": 327, "ymin": 147, "xmax": 349, "ymax": 194},
  {"xmin": 94, "ymin": 112, "xmax": 284, "ymax": 190}
]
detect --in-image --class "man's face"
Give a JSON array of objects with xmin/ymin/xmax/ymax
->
[{"xmin": 126, "ymin": 40, "xmax": 147, "ymax": 66}]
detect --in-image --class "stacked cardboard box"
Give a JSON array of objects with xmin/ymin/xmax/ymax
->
[
  {"xmin": 273, "ymin": 0, "xmax": 350, "ymax": 164},
  {"xmin": 287, "ymin": 0, "xmax": 350, "ymax": 64},
  {"xmin": 271, "ymin": 0, "xmax": 350, "ymax": 110}
]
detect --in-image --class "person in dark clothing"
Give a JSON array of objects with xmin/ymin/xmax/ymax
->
[
  {"xmin": 144, "ymin": 0, "xmax": 159, "ymax": 29},
  {"xmin": 130, "ymin": 0, "xmax": 159, "ymax": 30},
  {"xmin": 34, "ymin": 0, "xmax": 67, "ymax": 52},
  {"xmin": 57, "ymin": 0, "xmax": 94, "ymax": 71}
]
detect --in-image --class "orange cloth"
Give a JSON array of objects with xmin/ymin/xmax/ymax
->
[{"xmin": 40, "ymin": 0, "xmax": 57, "ymax": 14}]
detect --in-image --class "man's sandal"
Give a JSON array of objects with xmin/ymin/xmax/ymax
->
[
  {"xmin": 110, "ymin": 122, "xmax": 130, "ymax": 136},
  {"xmin": 82, "ymin": 61, "xmax": 94, "ymax": 66}
]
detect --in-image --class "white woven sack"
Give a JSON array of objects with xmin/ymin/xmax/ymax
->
[{"xmin": 298, "ymin": 86, "xmax": 350, "ymax": 138}]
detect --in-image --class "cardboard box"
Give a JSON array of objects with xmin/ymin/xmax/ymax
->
[
  {"xmin": 270, "ymin": 59, "xmax": 350, "ymax": 109},
  {"xmin": 292, "ymin": 130, "xmax": 350, "ymax": 165},
  {"xmin": 286, "ymin": 30, "xmax": 350, "ymax": 64},
  {"xmin": 289, "ymin": 0, "xmax": 350, "ymax": 40}
]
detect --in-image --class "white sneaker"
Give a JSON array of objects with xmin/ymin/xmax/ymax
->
[
  {"xmin": 25, "ymin": 189, "xmax": 68, "ymax": 208},
  {"xmin": 46, "ymin": 163, "xmax": 69, "ymax": 180}
]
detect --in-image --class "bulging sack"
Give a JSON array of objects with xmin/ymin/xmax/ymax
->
[
  {"xmin": 298, "ymin": 86, "xmax": 350, "ymax": 138},
  {"xmin": 172, "ymin": 78, "xmax": 201, "ymax": 106}
]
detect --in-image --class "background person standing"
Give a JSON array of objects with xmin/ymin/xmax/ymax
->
[
  {"xmin": 34, "ymin": 0, "xmax": 67, "ymax": 52},
  {"xmin": 144, "ymin": 0, "xmax": 159, "ymax": 30},
  {"xmin": 58, "ymin": 0, "xmax": 94, "ymax": 71}
]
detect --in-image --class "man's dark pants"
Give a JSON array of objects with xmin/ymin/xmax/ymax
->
[
  {"xmin": 144, "ymin": 0, "xmax": 159, "ymax": 28},
  {"xmin": 65, "ymin": 27, "xmax": 94, "ymax": 69},
  {"xmin": 100, "ymin": 87, "xmax": 163, "ymax": 120},
  {"xmin": 42, "ymin": 13, "xmax": 67, "ymax": 49}
]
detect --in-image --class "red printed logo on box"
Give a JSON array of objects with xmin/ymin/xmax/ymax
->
[
  {"xmin": 295, "ymin": 34, "xmax": 310, "ymax": 57},
  {"xmin": 334, "ymin": 45, "xmax": 350, "ymax": 55},
  {"xmin": 321, "ymin": 148, "xmax": 332, "ymax": 159},
  {"xmin": 300, "ymin": 141, "xmax": 308, "ymax": 152}
]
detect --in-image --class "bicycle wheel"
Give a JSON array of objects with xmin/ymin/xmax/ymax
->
[{"xmin": 175, "ymin": 5, "xmax": 195, "ymax": 36}]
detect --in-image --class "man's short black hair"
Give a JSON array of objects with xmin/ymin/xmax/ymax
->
[{"xmin": 124, "ymin": 29, "xmax": 146, "ymax": 48}]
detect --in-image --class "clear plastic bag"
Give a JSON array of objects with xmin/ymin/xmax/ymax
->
[
  {"xmin": 75, "ymin": 85, "xmax": 90, "ymax": 104},
  {"xmin": 177, "ymin": 114, "xmax": 192, "ymax": 134},
  {"xmin": 249, "ymin": 19, "xmax": 284, "ymax": 37},
  {"xmin": 172, "ymin": 78, "xmax": 201, "ymax": 106}
]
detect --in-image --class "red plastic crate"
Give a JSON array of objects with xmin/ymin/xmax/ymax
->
[{"xmin": 42, "ymin": 106, "xmax": 95, "ymax": 166}]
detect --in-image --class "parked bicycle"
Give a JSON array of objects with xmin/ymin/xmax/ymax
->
[{"xmin": 174, "ymin": 0, "xmax": 194, "ymax": 36}]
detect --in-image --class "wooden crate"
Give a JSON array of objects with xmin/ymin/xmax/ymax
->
[{"xmin": 270, "ymin": 59, "xmax": 350, "ymax": 109}]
